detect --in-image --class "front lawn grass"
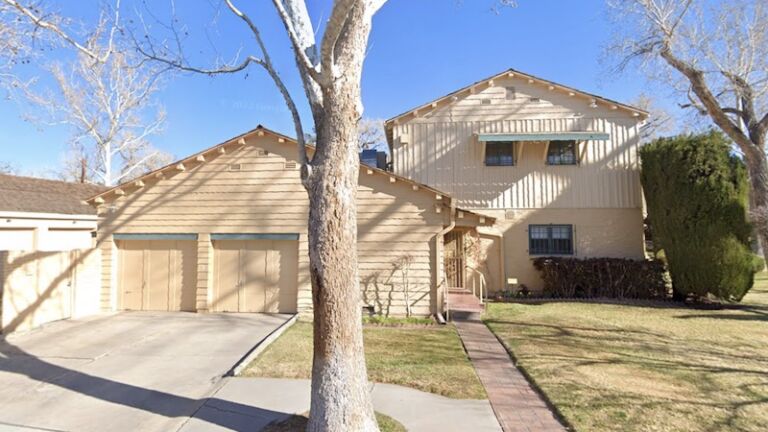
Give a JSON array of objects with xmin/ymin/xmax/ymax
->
[
  {"xmin": 242, "ymin": 320, "xmax": 486, "ymax": 399},
  {"xmin": 484, "ymin": 273, "xmax": 768, "ymax": 432}
]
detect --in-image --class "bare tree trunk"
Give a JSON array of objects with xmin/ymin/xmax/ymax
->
[
  {"xmin": 305, "ymin": 4, "xmax": 378, "ymax": 430},
  {"xmin": 307, "ymin": 96, "xmax": 378, "ymax": 431},
  {"xmin": 744, "ymin": 146, "xmax": 768, "ymax": 265}
]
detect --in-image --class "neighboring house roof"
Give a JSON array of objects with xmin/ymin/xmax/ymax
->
[
  {"xmin": 384, "ymin": 67, "xmax": 649, "ymax": 129},
  {"xmin": 0, "ymin": 174, "xmax": 105, "ymax": 215},
  {"xmin": 85, "ymin": 125, "xmax": 495, "ymax": 223}
]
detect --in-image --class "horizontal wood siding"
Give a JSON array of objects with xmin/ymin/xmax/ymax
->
[
  {"xmin": 391, "ymin": 77, "xmax": 643, "ymax": 210},
  {"xmin": 98, "ymin": 135, "xmax": 445, "ymax": 316}
]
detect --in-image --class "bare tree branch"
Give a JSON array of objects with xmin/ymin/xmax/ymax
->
[
  {"xmin": 1, "ymin": 0, "xmax": 121, "ymax": 63},
  {"xmin": 23, "ymin": 22, "xmax": 170, "ymax": 186},
  {"xmin": 268, "ymin": 0, "xmax": 321, "ymax": 81},
  {"xmin": 271, "ymin": 0, "xmax": 324, "ymax": 111},
  {"xmin": 134, "ymin": 0, "xmax": 312, "ymax": 167}
]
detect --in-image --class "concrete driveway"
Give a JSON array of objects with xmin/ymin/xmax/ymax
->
[{"xmin": 0, "ymin": 312, "xmax": 292, "ymax": 432}]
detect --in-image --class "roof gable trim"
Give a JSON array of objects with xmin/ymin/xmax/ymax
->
[{"xmin": 385, "ymin": 68, "xmax": 648, "ymax": 127}]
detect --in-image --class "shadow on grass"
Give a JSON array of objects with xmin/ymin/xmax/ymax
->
[{"xmin": 483, "ymin": 316, "xmax": 768, "ymax": 432}]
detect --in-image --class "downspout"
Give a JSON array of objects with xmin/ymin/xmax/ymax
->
[{"xmin": 434, "ymin": 198, "xmax": 456, "ymax": 323}]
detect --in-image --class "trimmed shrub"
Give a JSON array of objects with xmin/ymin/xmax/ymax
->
[
  {"xmin": 533, "ymin": 257, "xmax": 667, "ymax": 299},
  {"xmin": 640, "ymin": 131, "xmax": 757, "ymax": 301}
]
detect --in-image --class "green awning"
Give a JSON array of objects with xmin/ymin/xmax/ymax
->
[
  {"xmin": 211, "ymin": 233, "xmax": 300, "ymax": 241},
  {"xmin": 477, "ymin": 132, "xmax": 610, "ymax": 142},
  {"xmin": 114, "ymin": 233, "xmax": 198, "ymax": 241}
]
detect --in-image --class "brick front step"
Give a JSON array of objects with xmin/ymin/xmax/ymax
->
[{"xmin": 447, "ymin": 287, "xmax": 485, "ymax": 319}]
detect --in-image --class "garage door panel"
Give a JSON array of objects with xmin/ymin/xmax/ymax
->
[
  {"xmin": 119, "ymin": 241, "xmax": 145, "ymax": 310},
  {"xmin": 263, "ymin": 249, "xmax": 279, "ymax": 313},
  {"xmin": 212, "ymin": 238, "xmax": 298, "ymax": 313},
  {"xmin": 213, "ymin": 244, "xmax": 240, "ymax": 312},
  {"xmin": 275, "ymin": 241, "xmax": 298, "ymax": 313},
  {"xmin": 118, "ymin": 239, "xmax": 197, "ymax": 312},
  {"xmin": 242, "ymin": 245, "xmax": 267, "ymax": 313},
  {"xmin": 177, "ymin": 241, "xmax": 198, "ymax": 311},
  {"xmin": 146, "ymin": 246, "xmax": 171, "ymax": 311}
]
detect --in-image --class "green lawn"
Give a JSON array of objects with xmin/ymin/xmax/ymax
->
[
  {"xmin": 485, "ymin": 273, "xmax": 768, "ymax": 432},
  {"xmin": 243, "ymin": 321, "xmax": 486, "ymax": 399}
]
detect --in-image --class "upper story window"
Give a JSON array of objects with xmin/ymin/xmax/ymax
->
[
  {"xmin": 529, "ymin": 224, "xmax": 574, "ymax": 255},
  {"xmin": 485, "ymin": 141, "xmax": 515, "ymax": 166},
  {"xmin": 547, "ymin": 140, "xmax": 577, "ymax": 165}
]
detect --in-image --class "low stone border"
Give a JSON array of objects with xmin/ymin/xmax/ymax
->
[{"xmin": 228, "ymin": 313, "xmax": 298, "ymax": 377}]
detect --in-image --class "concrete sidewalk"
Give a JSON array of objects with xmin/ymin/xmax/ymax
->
[{"xmin": 179, "ymin": 377, "xmax": 502, "ymax": 432}]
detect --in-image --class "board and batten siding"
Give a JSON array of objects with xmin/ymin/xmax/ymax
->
[
  {"xmin": 390, "ymin": 77, "xmax": 644, "ymax": 210},
  {"xmin": 96, "ymin": 134, "xmax": 449, "ymax": 316}
]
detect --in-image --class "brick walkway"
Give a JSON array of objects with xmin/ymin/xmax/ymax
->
[{"xmin": 454, "ymin": 319, "xmax": 567, "ymax": 432}]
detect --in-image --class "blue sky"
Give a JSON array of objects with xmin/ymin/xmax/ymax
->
[{"xmin": 0, "ymin": 0, "xmax": 670, "ymax": 176}]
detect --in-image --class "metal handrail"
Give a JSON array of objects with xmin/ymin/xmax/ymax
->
[{"xmin": 465, "ymin": 265, "xmax": 487, "ymax": 305}]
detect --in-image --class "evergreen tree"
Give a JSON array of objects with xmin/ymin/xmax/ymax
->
[{"xmin": 641, "ymin": 131, "xmax": 758, "ymax": 301}]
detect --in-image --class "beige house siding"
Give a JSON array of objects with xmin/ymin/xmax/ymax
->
[
  {"xmin": 389, "ymin": 77, "xmax": 644, "ymax": 210},
  {"xmin": 388, "ymin": 73, "xmax": 647, "ymax": 295},
  {"xmin": 95, "ymin": 132, "xmax": 463, "ymax": 317},
  {"xmin": 1, "ymin": 248, "xmax": 101, "ymax": 334},
  {"xmin": 475, "ymin": 208, "xmax": 645, "ymax": 293}
]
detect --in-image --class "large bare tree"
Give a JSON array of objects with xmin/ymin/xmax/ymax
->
[
  {"xmin": 609, "ymin": 0, "xmax": 768, "ymax": 262},
  {"xmin": 133, "ymin": 1, "xmax": 514, "ymax": 430},
  {"xmin": 5, "ymin": 0, "xmax": 514, "ymax": 429},
  {"xmin": 1, "ymin": 0, "xmax": 172, "ymax": 185},
  {"xmin": 136, "ymin": 2, "xmax": 390, "ymax": 429},
  {"xmin": 24, "ymin": 28, "xmax": 171, "ymax": 186}
]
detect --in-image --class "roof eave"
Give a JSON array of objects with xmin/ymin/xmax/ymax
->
[{"xmin": 86, "ymin": 125, "xmax": 487, "ymax": 225}]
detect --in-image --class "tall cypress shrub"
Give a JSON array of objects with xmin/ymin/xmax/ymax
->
[{"xmin": 640, "ymin": 131, "xmax": 757, "ymax": 301}]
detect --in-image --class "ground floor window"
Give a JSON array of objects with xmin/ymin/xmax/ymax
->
[{"xmin": 529, "ymin": 224, "xmax": 573, "ymax": 255}]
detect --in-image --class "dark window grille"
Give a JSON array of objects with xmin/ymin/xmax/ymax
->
[
  {"xmin": 546, "ymin": 140, "xmax": 578, "ymax": 165},
  {"xmin": 485, "ymin": 141, "xmax": 515, "ymax": 166},
  {"xmin": 529, "ymin": 224, "xmax": 574, "ymax": 255}
]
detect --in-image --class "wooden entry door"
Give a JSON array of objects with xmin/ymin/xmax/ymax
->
[{"xmin": 444, "ymin": 231, "xmax": 466, "ymax": 288}]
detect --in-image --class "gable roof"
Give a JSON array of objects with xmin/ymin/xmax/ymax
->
[
  {"xmin": 384, "ymin": 67, "xmax": 649, "ymax": 128},
  {"xmin": 0, "ymin": 174, "xmax": 105, "ymax": 215},
  {"xmin": 85, "ymin": 125, "xmax": 495, "ymax": 223}
]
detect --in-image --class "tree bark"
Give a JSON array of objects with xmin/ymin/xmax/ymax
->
[
  {"xmin": 306, "ymin": 99, "xmax": 378, "ymax": 432},
  {"xmin": 305, "ymin": 3, "xmax": 379, "ymax": 431},
  {"xmin": 743, "ymin": 145, "xmax": 768, "ymax": 265}
]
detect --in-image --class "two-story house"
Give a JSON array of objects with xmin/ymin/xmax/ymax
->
[
  {"xmin": 81, "ymin": 68, "xmax": 648, "ymax": 321},
  {"xmin": 385, "ymin": 68, "xmax": 648, "ymax": 295}
]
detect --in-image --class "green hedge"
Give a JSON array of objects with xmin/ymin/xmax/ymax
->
[
  {"xmin": 532, "ymin": 257, "xmax": 668, "ymax": 299},
  {"xmin": 640, "ymin": 131, "xmax": 757, "ymax": 301}
]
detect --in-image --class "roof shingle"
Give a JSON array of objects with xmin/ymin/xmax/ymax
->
[{"xmin": 0, "ymin": 174, "xmax": 106, "ymax": 215}]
